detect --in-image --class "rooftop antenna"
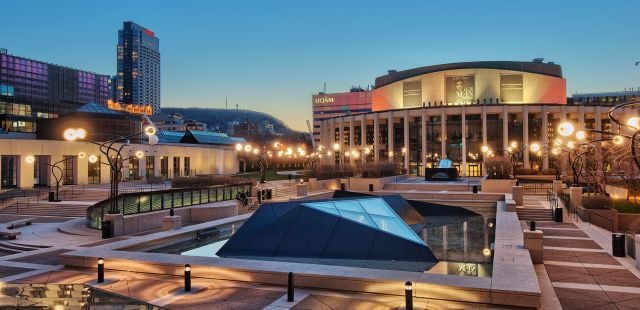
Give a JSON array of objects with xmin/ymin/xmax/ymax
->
[
  {"xmin": 323, "ymin": 82, "xmax": 326, "ymax": 93},
  {"xmin": 236, "ymin": 104, "xmax": 238, "ymax": 110},
  {"xmin": 225, "ymin": 97, "xmax": 228, "ymax": 109}
]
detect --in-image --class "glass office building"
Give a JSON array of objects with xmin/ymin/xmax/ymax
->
[
  {"xmin": 116, "ymin": 21, "xmax": 161, "ymax": 114},
  {"xmin": 0, "ymin": 48, "xmax": 110, "ymax": 133}
]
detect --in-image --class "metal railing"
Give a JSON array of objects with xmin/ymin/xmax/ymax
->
[
  {"xmin": 86, "ymin": 183, "xmax": 253, "ymax": 229},
  {"xmin": 523, "ymin": 183, "xmax": 553, "ymax": 195}
]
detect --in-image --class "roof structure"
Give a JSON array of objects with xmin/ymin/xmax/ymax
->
[
  {"xmin": 155, "ymin": 130, "xmax": 184, "ymax": 143},
  {"xmin": 375, "ymin": 61, "xmax": 563, "ymax": 88},
  {"xmin": 180, "ymin": 130, "xmax": 236, "ymax": 145},
  {"xmin": 75, "ymin": 102, "xmax": 121, "ymax": 115},
  {"xmin": 217, "ymin": 195, "xmax": 438, "ymax": 270}
]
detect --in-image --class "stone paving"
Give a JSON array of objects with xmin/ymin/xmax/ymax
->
[{"xmin": 537, "ymin": 220, "xmax": 640, "ymax": 309}]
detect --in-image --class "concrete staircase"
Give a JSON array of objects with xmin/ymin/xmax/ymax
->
[
  {"xmin": 516, "ymin": 207, "xmax": 555, "ymax": 222},
  {"xmin": 0, "ymin": 241, "xmax": 49, "ymax": 254},
  {"xmin": 0, "ymin": 202, "xmax": 88, "ymax": 218}
]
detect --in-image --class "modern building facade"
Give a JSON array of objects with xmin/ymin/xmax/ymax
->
[
  {"xmin": 116, "ymin": 21, "xmax": 161, "ymax": 114},
  {"xmin": 0, "ymin": 48, "xmax": 110, "ymax": 133},
  {"xmin": 318, "ymin": 60, "xmax": 619, "ymax": 177},
  {"xmin": 312, "ymin": 87, "xmax": 372, "ymax": 144}
]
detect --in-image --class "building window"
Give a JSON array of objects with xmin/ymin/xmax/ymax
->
[
  {"xmin": 184, "ymin": 157, "xmax": 191, "ymax": 177},
  {"xmin": 146, "ymin": 156, "xmax": 155, "ymax": 179},
  {"xmin": 129, "ymin": 157, "xmax": 139, "ymax": 180},
  {"xmin": 173, "ymin": 157, "xmax": 180, "ymax": 178},
  {"xmin": 88, "ymin": 156, "xmax": 100, "ymax": 184},
  {"xmin": 62, "ymin": 156, "xmax": 76, "ymax": 185},
  {"xmin": 160, "ymin": 156, "xmax": 168, "ymax": 178},
  {"xmin": 0, "ymin": 155, "xmax": 18, "ymax": 188}
]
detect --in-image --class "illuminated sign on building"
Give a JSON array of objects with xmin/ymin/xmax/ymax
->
[
  {"xmin": 314, "ymin": 96, "xmax": 336, "ymax": 104},
  {"xmin": 446, "ymin": 75, "xmax": 475, "ymax": 105},
  {"xmin": 107, "ymin": 100, "xmax": 153, "ymax": 115}
]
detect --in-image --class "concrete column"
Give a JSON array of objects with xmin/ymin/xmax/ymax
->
[
  {"xmin": 461, "ymin": 112, "xmax": 467, "ymax": 177},
  {"xmin": 18, "ymin": 155, "xmax": 32, "ymax": 189},
  {"xmin": 442, "ymin": 225, "xmax": 448, "ymax": 260},
  {"xmin": 421, "ymin": 109, "xmax": 427, "ymax": 174},
  {"xmin": 524, "ymin": 230, "xmax": 544, "ymax": 264},
  {"xmin": 523, "ymin": 106, "xmax": 529, "ymax": 169},
  {"xmin": 338, "ymin": 118, "xmax": 344, "ymax": 167},
  {"xmin": 374, "ymin": 113, "xmax": 380, "ymax": 163},
  {"xmin": 542, "ymin": 106, "xmax": 549, "ymax": 170},
  {"xmin": 503, "ymin": 108, "xmax": 509, "ymax": 152},
  {"xmin": 441, "ymin": 109, "xmax": 447, "ymax": 158},
  {"xmin": 139, "ymin": 156, "xmax": 147, "ymax": 179},
  {"xmin": 570, "ymin": 186, "xmax": 583, "ymax": 209},
  {"xmin": 513, "ymin": 185, "xmax": 524, "ymax": 206},
  {"xmin": 361, "ymin": 115, "xmax": 367, "ymax": 148},
  {"xmin": 388, "ymin": 112, "xmax": 394, "ymax": 162},
  {"xmin": 595, "ymin": 108, "xmax": 603, "ymax": 168},
  {"xmin": 349, "ymin": 116, "xmax": 354, "ymax": 164},
  {"xmin": 553, "ymin": 180, "xmax": 563, "ymax": 194},
  {"xmin": 482, "ymin": 107, "xmax": 488, "ymax": 175},
  {"xmin": 463, "ymin": 221, "xmax": 468, "ymax": 261},
  {"xmin": 403, "ymin": 110, "xmax": 409, "ymax": 173}
]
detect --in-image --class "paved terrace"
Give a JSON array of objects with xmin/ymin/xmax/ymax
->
[{"xmin": 2, "ymin": 186, "xmax": 640, "ymax": 308}]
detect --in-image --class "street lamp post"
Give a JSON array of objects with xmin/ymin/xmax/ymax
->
[
  {"xmin": 64, "ymin": 126, "xmax": 157, "ymax": 214},
  {"xmin": 25, "ymin": 155, "xmax": 77, "ymax": 202}
]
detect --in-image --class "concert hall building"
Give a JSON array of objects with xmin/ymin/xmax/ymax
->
[{"xmin": 318, "ymin": 60, "xmax": 631, "ymax": 176}]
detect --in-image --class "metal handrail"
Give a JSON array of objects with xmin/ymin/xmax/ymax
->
[{"xmin": 86, "ymin": 182, "xmax": 253, "ymax": 229}]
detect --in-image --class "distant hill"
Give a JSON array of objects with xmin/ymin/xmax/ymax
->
[{"xmin": 159, "ymin": 107, "xmax": 302, "ymax": 135}]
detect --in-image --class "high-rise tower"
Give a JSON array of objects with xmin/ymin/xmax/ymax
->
[{"xmin": 116, "ymin": 21, "xmax": 160, "ymax": 114}]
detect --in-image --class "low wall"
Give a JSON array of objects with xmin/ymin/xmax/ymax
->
[
  {"xmin": 480, "ymin": 179, "xmax": 517, "ymax": 194},
  {"xmin": 347, "ymin": 175, "xmax": 408, "ymax": 191},
  {"xmin": 576, "ymin": 205, "xmax": 618, "ymax": 232},
  {"xmin": 619, "ymin": 213, "xmax": 640, "ymax": 232},
  {"xmin": 117, "ymin": 201, "xmax": 238, "ymax": 236}
]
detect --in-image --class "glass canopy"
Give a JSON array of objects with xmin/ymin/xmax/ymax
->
[{"xmin": 303, "ymin": 198, "xmax": 424, "ymax": 244}]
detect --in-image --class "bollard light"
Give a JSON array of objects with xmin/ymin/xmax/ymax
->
[
  {"xmin": 530, "ymin": 220, "xmax": 536, "ymax": 231},
  {"xmin": 170, "ymin": 208, "xmax": 174, "ymax": 217},
  {"xmin": 184, "ymin": 264, "xmax": 191, "ymax": 292},
  {"xmin": 97, "ymin": 257, "xmax": 104, "ymax": 283},
  {"xmin": 287, "ymin": 272, "xmax": 294, "ymax": 302},
  {"xmin": 405, "ymin": 281, "xmax": 413, "ymax": 310}
]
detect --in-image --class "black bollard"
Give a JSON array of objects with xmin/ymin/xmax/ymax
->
[
  {"xmin": 287, "ymin": 272, "xmax": 294, "ymax": 302},
  {"xmin": 530, "ymin": 220, "xmax": 536, "ymax": 231},
  {"xmin": 184, "ymin": 264, "xmax": 191, "ymax": 292},
  {"xmin": 170, "ymin": 208, "xmax": 174, "ymax": 217},
  {"xmin": 97, "ymin": 257, "xmax": 104, "ymax": 283},
  {"xmin": 405, "ymin": 281, "xmax": 413, "ymax": 310}
]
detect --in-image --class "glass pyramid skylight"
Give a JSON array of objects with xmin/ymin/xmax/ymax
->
[{"xmin": 303, "ymin": 198, "xmax": 424, "ymax": 244}]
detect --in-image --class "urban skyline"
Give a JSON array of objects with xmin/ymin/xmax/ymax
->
[{"xmin": 1, "ymin": 0, "xmax": 639, "ymax": 131}]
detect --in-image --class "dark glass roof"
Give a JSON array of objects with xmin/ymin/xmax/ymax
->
[
  {"xmin": 217, "ymin": 195, "xmax": 438, "ymax": 269},
  {"xmin": 76, "ymin": 102, "xmax": 121, "ymax": 115},
  {"xmin": 181, "ymin": 130, "xmax": 238, "ymax": 145},
  {"xmin": 375, "ymin": 61, "xmax": 563, "ymax": 88}
]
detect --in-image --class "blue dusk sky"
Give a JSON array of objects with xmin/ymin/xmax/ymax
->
[{"xmin": 1, "ymin": 0, "xmax": 639, "ymax": 131}]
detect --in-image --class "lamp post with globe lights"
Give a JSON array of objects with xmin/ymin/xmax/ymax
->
[
  {"xmin": 63, "ymin": 126, "xmax": 158, "ymax": 214},
  {"xmin": 25, "ymin": 154, "xmax": 82, "ymax": 202},
  {"xmin": 235, "ymin": 141, "xmax": 307, "ymax": 184}
]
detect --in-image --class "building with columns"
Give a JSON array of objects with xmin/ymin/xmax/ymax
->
[{"xmin": 318, "ymin": 60, "xmax": 618, "ymax": 176}]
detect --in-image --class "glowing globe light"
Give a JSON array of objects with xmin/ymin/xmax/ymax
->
[
  {"xmin": 25, "ymin": 155, "xmax": 35, "ymax": 164},
  {"xmin": 244, "ymin": 144, "xmax": 252, "ymax": 152},
  {"xmin": 135, "ymin": 151, "xmax": 145, "ymax": 159},
  {"xmin": 481, "ymin": 145, "xmax": 489, "ymax": 153},
  {"xmin": 558, "ymin": 122, "xmax": 575, "ymax": 137},
  {"xmin": 613, "ymin": 135, "xmax": 624, "ymax": 145},
  {"xmin": 144, "ymin": 126, "xmax": 157, "ymax": 137},
  {"xmin": 235, "ymin": 143, "xmax": 243, "ymax": 151},
  {"xmin": 333, "ymin": 143, "xmax": 340, "ymax": 151},
  {"xmin": 529, "ymin": 143, "xmax": 540, "ymax": 152},
  {"xmin": 78, "ymin": 152, "xmax": 86, "ymax": 159},
  {"xmin": 510, "ymin": 141, "xmax": 518, "ymax": 149},
  {"xmin": 76, "ymin": 128, "xmax": 87, "ymax": 139},
  {"xmin": 63, "ymin": 128, "xmax": 78, "ymax": 141},
  {"xmin": 627, "ymin": 117, "xmax": 640, "ymax": 130},
  {"xmin": 575, "ymin": 130, "xmax": 587, "ymax": 140},
  {"xmin": 88, "ymin": 155, "xmax": 98, "ymax": 163},
  {"xmin": 567, "ymin": 141, "xmax": 575, "ymax": 149}
]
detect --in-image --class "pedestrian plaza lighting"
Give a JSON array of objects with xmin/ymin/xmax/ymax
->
[
  {"xmin": 62, "ymin": 126, "xmax": 158, "ymax": 215},
  {"xmin": 529, "ymin": 143, "xmax": 541, "ymax": 153}
]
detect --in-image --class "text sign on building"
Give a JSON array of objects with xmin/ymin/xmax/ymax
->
[{"xmin": 314, "ymin": 96, "xmax": 336, "ymax": 104}]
